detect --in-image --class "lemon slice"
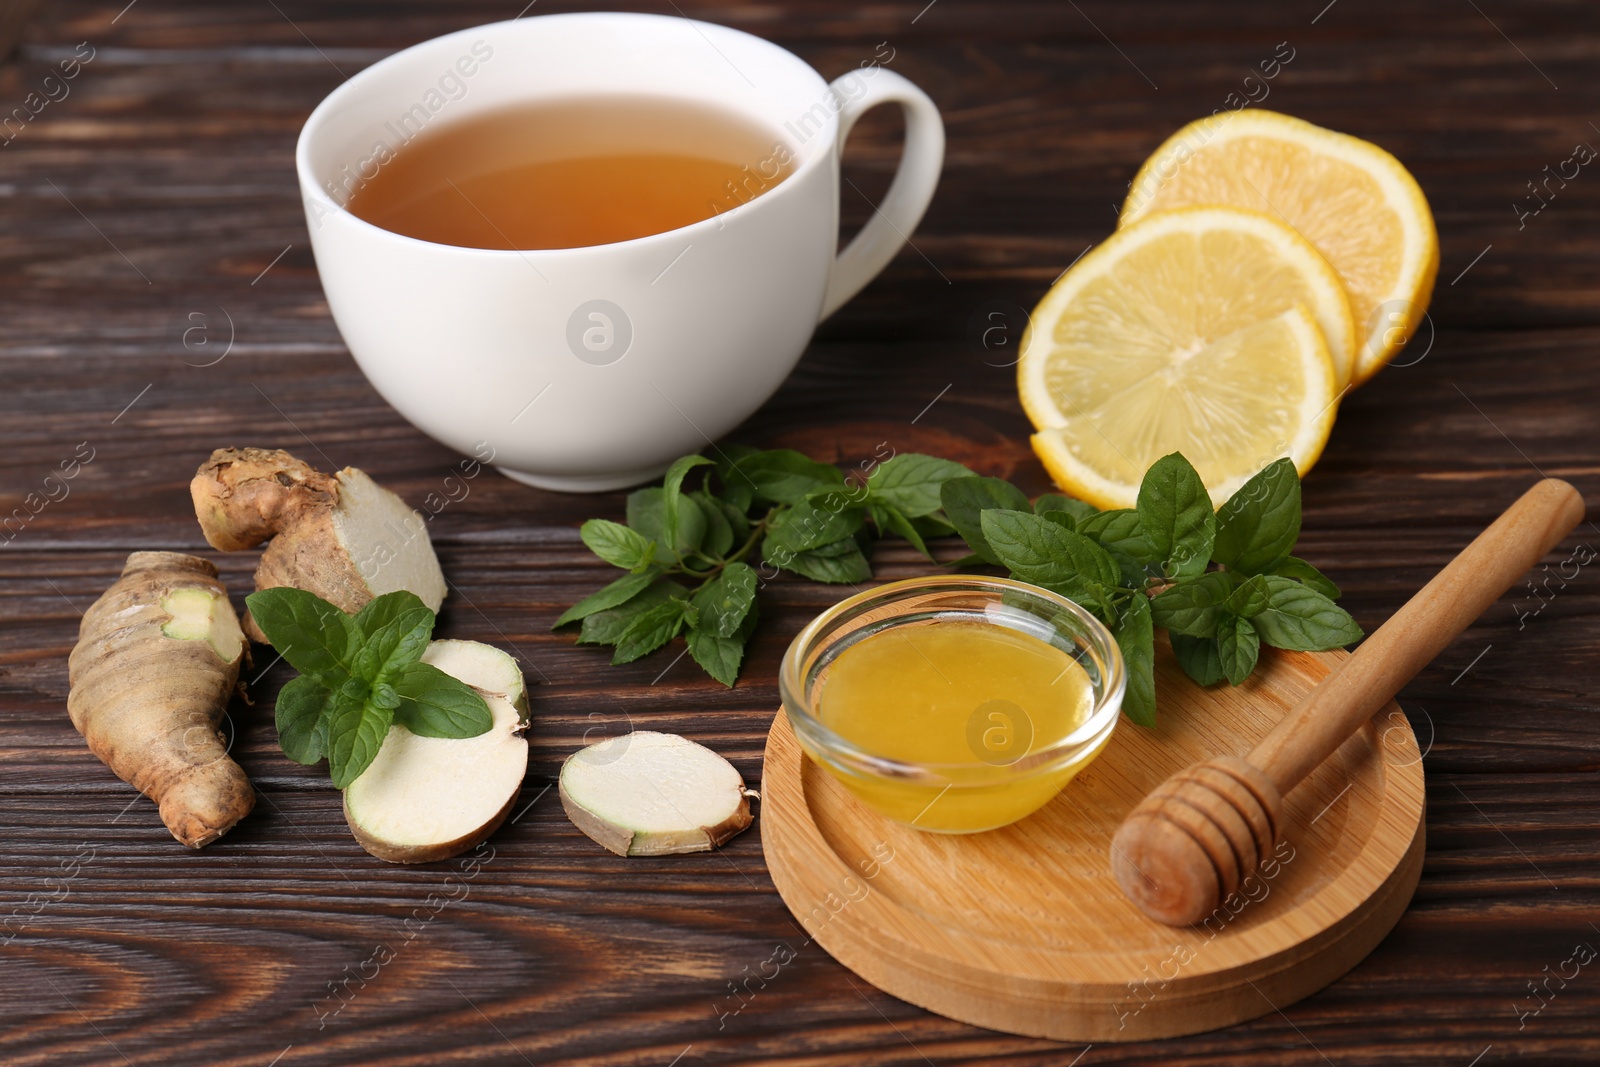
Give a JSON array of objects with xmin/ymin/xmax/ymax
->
[
  {"xmin": 1121, "ymin": 109, "xmax": 1437, "ymax": 384},
  {"xmin": 1018, "ymin": 207, "xmax": 1343, "ymax": 510}
]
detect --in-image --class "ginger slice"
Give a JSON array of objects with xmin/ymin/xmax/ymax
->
[
  {"xmin": 343, "ymin": 640, "xmax": 530, "ymax": 864},
  {"xmin": 559, "ymin": 731, "xmax": 754, "ymax": 857}
]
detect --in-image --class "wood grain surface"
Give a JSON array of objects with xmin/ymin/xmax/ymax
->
[{"xmin": 1, "ymin": 1, "xmax": 1598, "ymax": 1065}]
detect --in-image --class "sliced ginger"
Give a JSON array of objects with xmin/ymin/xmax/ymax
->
[
  {"xmin": 343, "ymin": 640, "xmax": 530, "ymax": 864},
  {"xmin": 560, "ymin": 732, "xmax": 754, "ymax": 857}
]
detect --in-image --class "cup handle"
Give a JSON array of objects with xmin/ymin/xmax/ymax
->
[{"xmin": 819, "ymin": 68, "xmax": 945, "ymax": 319}]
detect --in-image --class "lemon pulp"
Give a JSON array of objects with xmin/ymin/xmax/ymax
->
[{"xmin": 1019, "ymin": 207, "xmax": 1343, "ymax": 509}]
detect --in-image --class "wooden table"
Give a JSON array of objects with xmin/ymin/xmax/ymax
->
[{"xmin": 3, "ymin": 2, "xmax": 1597, "ymax": 1063}]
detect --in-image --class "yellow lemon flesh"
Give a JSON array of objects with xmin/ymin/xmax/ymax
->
[
  {"xmin": 1018, "ymin": 207, "xmax": 1344, "ymax": 510},
  {"xmin": 1121, "ymin": 108, "xmax": 1437, "ymax": 384}
]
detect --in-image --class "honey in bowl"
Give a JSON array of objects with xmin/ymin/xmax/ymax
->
[
  {"xmin": 819, "ymin": 619, "xmax": 1098, "ymax": 831},
  {"xmin": 781, "ymin": 577, "xmax": 1125, "ymax": 836},
  {"xmin": 345, "ymin": 94, "xmax": 796, "ymax": 250}
]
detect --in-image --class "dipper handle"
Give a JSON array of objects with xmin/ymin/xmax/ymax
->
[
  {"xmin": 1249, "ymin": 477, "xmax": 1584, "ymax": 794},
  {"xmin": 1111, "ymin": 479, "xmax": 1584, "ymax": 927}
]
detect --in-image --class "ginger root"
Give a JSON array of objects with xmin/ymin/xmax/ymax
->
[
  {"xmin": 66, "ymin": 552, "xmax": 253, "ymax": 848},
  {"xmin": 191, "ymin": 447, "xmax": 446, "ymax": 644}
]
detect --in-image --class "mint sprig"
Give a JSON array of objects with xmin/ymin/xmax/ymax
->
[
  {"xmin": 555, "ymin": 449, "xmax": 974, "ymax": 686},
  {"xmin": 247, "ymin": 588, "xmax": 493, "ymax": 788},
  {"xmin": 556, "ymin": 447, "xmax": 1358, "ymax": 722},
  {"xmin": 941, "ymin": 452, "xmax": 1361, "ymax": 726}
]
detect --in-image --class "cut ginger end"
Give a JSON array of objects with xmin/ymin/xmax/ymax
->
[
  {"xmin": 160, "ymin": 586, "xmax": 244, "ymax": 662},
  {"xmin": 190, "ymin": 447, "xmax": 446, "ymax": 640}
]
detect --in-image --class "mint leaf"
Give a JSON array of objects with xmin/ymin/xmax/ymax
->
[
  {"xmin": 391, "ymin": 661, "xmax": 493, "ymax": 738},
  {"xmin": 765, "ymin": 498, "xmax": 863, "ymax": 555},
  {"xmin": 1171, "ymin": 633, "xmax": 1224, "ymax": 686},
  {"xmin": 662, "ymin": 455, "xmax": 714, "ymax": 556},
  {"xmin": 353, "ymin": 590, "xmax": 429, "ymax": 640},
  {"xmin": 662, "ymin": 454, "xmax": 713, "ymax": 501},
  {"xmin": 1038, "ymin": 510, "xmax": 1076, "ymax": 530},
  {"xmin": 980, "ymin": 510, "xmax": 1121, "ymax": 603},
  {"xmin": 795, "ymin": 535, "xmax": 858, "ymax": 558},
  {"xmin": 1034, "ymin": 494, "xmax": 1098, "ymax": 524},
  {"xmin": 274, "ymin": 674, "xmax": 333, "ymax": 765},
  {"xmin": 1216, "ymin": 614, "xmax": 1260, "ymax": 685},
  {"xmin": 1078, "ymin": 508, "xmax": 1153, "ymax": 563},
  {"xmin": 627, "ymin": 488, "xmax": 708, "ymax": 563},
  {"xmin": 1225, "ymin": 573, "xmax": 1270, "ymax": 619},
  {"xmin": 1137, "ymin": 452, "xmax": 1215, "ymax": 579},
  {"xmin": 711, "ymin": 444, "xmax": 760, "ymax": 511},
  {"xmin": 625, "ymin": 486, "xmax": 666, "ymax": 533},
  {"xmin": 350, "ymin": 600, "xmax": 433, "ymax": 684},
  {"xmin": 778, "ymin": 540, "xmax": 871, "ymax": 583},
  {"xmin": 1103, "ymin": 549, "xmax": 1147, "ymax": 588},
  {"xmin": 729, "ymin": 449, "xmax": 844, "ymax": 504},
  {"xmin": 1271, "ymin": 555, "xmax": 1341, "ymax": 599},
  {"xmin": 1149, "ymin": 571, "xmax": 1235, "ymax": 637},
  {"xmin": 247, "ymin": 587, "xmax": 357, "ymax": 687},
  {"xmin": 703, "ymin": 489, "xmax": 750, "ymax": 544},
  {"xmin": 325, "ymin": 691, "xmax": 393, "ymax": 789},
  {"xmin": 693, "ymin": 489, "xmax": 735, "ymax": 558},
  {"xmin": 1253, "ymin": 575, "xmax": 1363, "ymax": 650},
  {"xmin": 1114, "ymin": 595, "xmax": 1156, "ymax": 727},
  {"xmin": 553, "ymin": 570, "xmax": 659, "ymax": 628},
  {"xmin": 721, "ymin": 482, "xmax": 755, "ymax": 514},
  {"xmin": 940, "ymin": 476, "xmax": 1029, "ymax": 565},
  {"xmin": 337, "ymin": 673, "xmax": 371, "ymax": 704},
  {"xmin": 686, "ymin": 608, "xmax": 757, "ymax": 687},
  {"xmin": 691, "ymin": 562, "xmax": 757, "ymax": 638},
  {"xmin": 612, "ymin": 598, "xmax": 691, "ymax": 664},
  {"xmin": 866, "ymin": 453, "xmax": 973, "ymax": 517},
  {"xmin": 877, "ymin": 503, "xmax": 933, "ymax": 559},
  {"xmin": 580, "ymin": 518, "xmax": 656, "ymax": 571},
  {"xmin": 1214, "ymin": 458, "xmax": 1300, "ymax": 574},
  {"xmin": 578, "ymin": 581, "xmax": 682, "ymax": 646},
  {"xmin": 1077, "ymin": 507, "xmax": 1151, "ymax": 585},
  {"xmin": 686, "ymin": 628, "xmax": 744, "ymax": 687}
]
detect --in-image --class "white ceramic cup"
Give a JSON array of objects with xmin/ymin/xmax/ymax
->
[{"xmin": 297, "ymin": 12, "xmax": 943, "ymax": 491}]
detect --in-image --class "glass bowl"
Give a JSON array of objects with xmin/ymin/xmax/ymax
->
[{"xmin": 778, "ymin": 575, "xmax": 1125, "ymax": 834}]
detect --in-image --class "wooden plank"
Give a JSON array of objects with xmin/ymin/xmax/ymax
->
[
  {"xmin": 0, "ymin": 0, "xmax": 1598, "ymax": 1063},
  {"xmin": 0, "ymin": 0, "xmax": 41, "ymax": 64}
]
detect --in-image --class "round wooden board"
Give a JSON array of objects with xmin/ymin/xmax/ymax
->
[{"xmin": 760, "ymin": 645, "xmax": 1427, "ymax": 1043}]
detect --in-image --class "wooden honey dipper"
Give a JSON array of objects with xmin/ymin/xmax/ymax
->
[{"xmin": 1111, "ymin": 478, "xmax": 1585, "ymax": 926}]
